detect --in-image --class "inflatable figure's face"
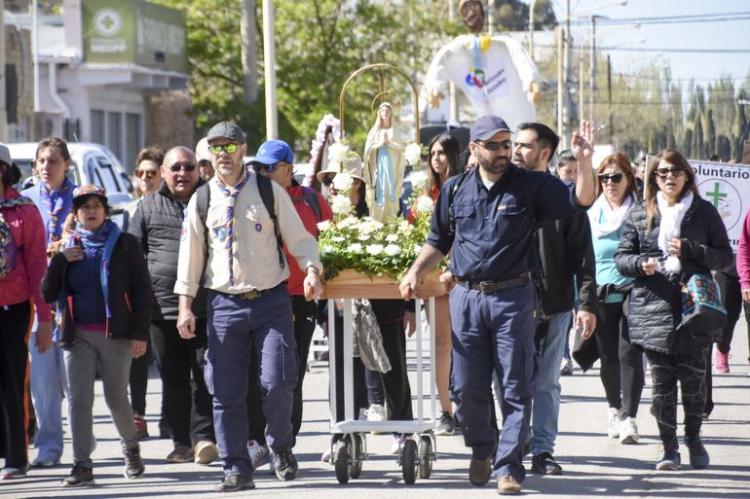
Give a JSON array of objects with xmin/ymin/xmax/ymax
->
[{"xmin": 460, "ymin": 0, "xmax": 485, "ymax": 33}]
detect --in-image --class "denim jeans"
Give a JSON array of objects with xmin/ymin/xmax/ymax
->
[{"xmin": 530, "ymin": 311, "xmax": 571, "ymax": 456}]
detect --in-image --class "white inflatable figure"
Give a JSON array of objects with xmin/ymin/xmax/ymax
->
[
  {"xmin": 423, "ymin": 1, "xmax": 540, "ymax": 129},
  {"xmin": 363, "ymin": 102, "xmax": 407, "ymax": 221}
]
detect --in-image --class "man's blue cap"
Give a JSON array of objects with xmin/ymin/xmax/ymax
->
[
  {"xmin": 253, "ymin": 140, "xmax": 294, "ymax": 168},
  {"xmin": 470, "ymin": 115, "xmax": 511, "ymax": 142}
]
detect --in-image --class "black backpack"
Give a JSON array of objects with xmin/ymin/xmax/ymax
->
[{"xmin": 195, "ymin": 174, "xmax": 285, "ymax": 274}]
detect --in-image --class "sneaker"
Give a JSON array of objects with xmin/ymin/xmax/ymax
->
[
  {"xmin": 530, "ymin": 452, "xmax": 562, "ymax": 475},
  {"xmin": 166, "ymin": 444, "xmax": 194, "ymax": 463},
  {"xmin": 247, "ymin": 440, "xmax": 271, "ymax": 470},
  {"xmin": 714, "ymin": 350, "xmax": 730, "ymax": 373},
  {"xmin": 655, "ymin": 449, "xmax": 681, "ymax": 471},
  {"xmin": 607, "ymin": 407, "xmax": 622, "ymax": 438},
  {"xmin": 61, "ymin": 464, "xmax": 94, "ymax": 487},
  {"xmin": 194, "ymin": 440, "xmax": 219, "ymax": 465},
  {"xmin": 215, "ymin": 471, "xmax": 255, "ymax": 492},
  {"xmin": 31, "ymin": 456, "xmax": 58, "ymax": 468},
  {"xmin": 619, "ymin": 417, "xmax": 640, "ymax": 444},
  {"xmin": 366, "ymin": 403, "xmax": 386, "ymax": 422},
  {"xmin": 272, "ymin": 449, "xmax": 298, "ymax": 481},
  {"xmin": 436, "ymin": 411, "xmax": 458, "ymax": 435},
  {"xmin": 123, "ymin": 445, "xmax": 145, "ymax": 479},
  {"xmin": 685, "ymin": 435, "xmax": 710, "ymax": 469},
  {"xmin": 0, "ymin": 465, "xmax": 28, "ymax": 480},
  {"xmin": 469, "ymin": 457, "xmax": 492, "ymax": 486},
  {"xmin": 134, "ymin": 415, "xmax": 149, "ymax": 440},
  {"xmin": 560, "ymin": 358, "xmax": 574, "ymax": 376},
  {"xmin": 391, "ymin": 434, "xmax": 407, "ymax": 455},
  {"xmin": 497, "ymin": 474, "xmax": 522, "ymax": 495}
]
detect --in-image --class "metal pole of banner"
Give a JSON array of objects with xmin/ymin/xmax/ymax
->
[
  {"xmin": 528, "ymin": 0, "xmax": 537, "ymax": 58},
  {"xmin": 0, "ymin": 0, "xmax": 7, "ymax": 141},
  {"xmin": 487, "ymin": 0, "xmax": 493, "ymax": 36},
  {"xmin": 449, "ymin": 0, "xmax": 458, "ymax": 123},
  {"xmin": 557, "ymin": 26, "xmax": 563, "ymax": 148},
  {"xmin": 32, "ymin": 0, "xmax": 41, "ymax": 112},
  {"xmin": 589, "ymin": 16, "xmax": 596, "ymax": 125},
  {"xmin": 262, "ymin": 0, "xmax": 278, "ymax": 139}
]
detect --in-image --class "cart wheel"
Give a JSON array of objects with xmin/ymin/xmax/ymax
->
[
  {"xmin": 334, "ymin": 440, "xmax": 350, "ymax": 484},
  {"xmin": 401, "ymin": 439, "xmax": 417, "ymax": 485},
  {"xmin": 418, "ymin": 436, "xmax": 432, "ymax": 479},
  {"xmin": 350, "ymin": 434, "xmax": 363, "ymax": 479}
]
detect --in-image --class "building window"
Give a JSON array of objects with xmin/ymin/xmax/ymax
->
[
  {"xmin": 107, "ymin": 111, "xmax": 122, "ymax": 163},
  {"xmin": 125, "ymin": 113, "xmax": 143, "ymax": 172},
  {"xmin": 90, "ymin": 110, "xmax": 105, "ymax": 144}
]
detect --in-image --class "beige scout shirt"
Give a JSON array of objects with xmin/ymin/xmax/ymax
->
[{"xmin": 174, "ymin": 172, "xmax": 321, "ymax": 298}]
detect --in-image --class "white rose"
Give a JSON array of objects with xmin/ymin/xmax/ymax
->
[
  {"xmin": 413, "ymin": 244, "xmax": 422, "ymax": 254},
  {"xmin": 384, "ymin": 244, "xmax": 401, "ymax": 256},
  {"xmin": 331, "ymin": 195, "xmax": 352, "ymax": 215},
  {"xmin": 331, "ymin": 236, "xmax": 345, "ymax": 242},
  {"xmin": 410, "ymin": 170, "xmax": 429, "ymax": 191},
  {"xmin": 367, "ymin": 244, "xmax": 384, "ymax": 256},
  {"xmin": 385, "ymin": 234, "xmax": 399, "ymax": 242},
  {"xmin": 332, "ymin": 172, "xmax": 354, "ymax": 191},
  {"xmin": 320, "ymin": 245, "xmax": 334, "ymax": 254},
  {"xmin": 338, "ymin": 216, "xmax": 357, "ymax": 229},
  {"xmin": 317, "ymin": 220, "xmax": 332, "ymax": 231},
  {"xmin": 346, "ymin": 243, "xmax": 363, "ymax": 253},
  {"xmin": 416, "ymin": 195, "xmax": 435, "ymax": 213},
  {"xmin": 404, "ymin": 142, "xmax": 423, "ymax": 166},
  {"xmin": 357, "ymin": 233, "xmax": 370, "ymax": 241},
  {"xmin": 327, "ymin": 142, "xmax": 349, "ymax": 169}
]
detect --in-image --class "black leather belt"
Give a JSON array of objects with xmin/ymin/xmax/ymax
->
[
  {"xmin": 231, "ymin": 282, "xmax": 285, "ymax": 301},
  {"xmin": 455, "ymin": 273, "xmax": 532, "ymax": 293}
]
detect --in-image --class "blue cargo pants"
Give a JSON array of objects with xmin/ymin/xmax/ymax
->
[
  {"xmin": 449, "ymin": 282, "xmax": 536, "ymax": 484},
  {"xmin": 204, "ymin": 285, "xmax": 298, "ymax": 477}
]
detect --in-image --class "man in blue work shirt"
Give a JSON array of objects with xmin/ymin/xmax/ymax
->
[{"xmin": 400, "ymin": 116, "xmax": 596, "ymax": 495}]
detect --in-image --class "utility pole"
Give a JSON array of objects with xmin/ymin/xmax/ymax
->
[
  {"xmin": 261, "ymin": 0, "xmax": 278, "ymax": 139},
  {"xmin": 589, "ymin": 15, "xmax": 596, "ymax": 125},
  {"xmin": 0, "ymin": 0, "xmax": 7, "ymax": 142},
  {"xmin": 563, "ymin": 0, "xmax": 571, "ymax": 147},
  {"xmin": 579, "ymin": 53, "xmax": 584, "ymax": 134},
  {"xmin": 607, "ymin": 55, "xmax": 613, "ymax": 145},
  {"xmin": 557, "ymin": 26, "xmax": 563, "ymax": 147},
  {"xmin": 240, "ymin": 0, "xmax": 259, "ymax": 104},
  {"xmin": 487, "ymin": 0, "xmax": 493, "ymax": 36}
]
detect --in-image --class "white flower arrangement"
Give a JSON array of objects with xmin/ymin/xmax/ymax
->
[
  {"xmin": 415, "ymin": 195, "xmax": 435, "ymax": 213},
  {"xmin": 332, "ymin": 172, "xmax": 354, "ymax": 191},
  {"xmin": 317, "ymin": 220, "xmax": 332, "ymax": 231},
  {"xmin": 327, "ymin": 142, "xmax": 350, "ymax": 170},
  {"xmin": 330, "ymin": 195, "xmax": 353, "ymax": 215},
  {"xmin": 366, "ymin": 244, "xmax": 384, "ymax": 256},
  {"xmin": 346, "ymin": 243, "xmax": 363, "ymax": 253},
  {"xmin": 404, "ymin": 142, "xmax": 423, "ymax": 166},
  {"xmin": 410, "ymin": 169, "xmax": 430, "ymax": 191},
  {"xmin": 384, "ymin": 244, "xmax": 401, "ymax": 256}
]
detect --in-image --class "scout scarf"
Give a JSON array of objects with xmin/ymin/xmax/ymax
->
[
  {"xmin": 657, "ymin": 190, "xmax": 693, "ymax": 273},
  {"xmin": 68, "ymin": 219, "xmax": 121, "ymax": 319},
  {"xmin": 216, "ymin": 171, "xmax": 249, "ymax": 286},
  {"xmin": 587, "ymin": 193, "xmax": 636, "ymax": 238},
  {"xmin": 40, "ymin": 177, "xmax": 74, "ymax": 243}
]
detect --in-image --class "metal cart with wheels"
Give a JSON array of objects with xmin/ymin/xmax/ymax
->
[{"xmin": 325, "ymin": 282, "xmax": 443, "ymax": 485}]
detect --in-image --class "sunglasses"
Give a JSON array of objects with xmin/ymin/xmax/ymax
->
[
  {"xmin": 321, "ymin": 174, "xmax": 335, "ymax": 186},
  {"xmin": 476, "ymin": 140, "xmax": 513, "ymax": 151},
  {"xmin": 598, "ymin": 173, "xmax": 624, "ymax": 184},
  {"xmin": 135, "ymin": 169, "xmax": 158, "ymax": 179},
  {"xmin": 208, "ymin": 143, "xmax": 239, "ymax": 155},
  {"xmin": 655, "ymin": 166, "xmax": 685, "ymax": 179},
  {"xmin": 169, "ymin": 161, "xmax": 196, "ymax": 173}
]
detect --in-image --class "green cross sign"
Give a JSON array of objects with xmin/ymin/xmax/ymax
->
[
  {"xmin": 705, "ymin": 182, "xmax": 726, "ymax": 208},
  {"xmin": 100, "ymin": 14, "xmax": 115, "ymax": 30}
]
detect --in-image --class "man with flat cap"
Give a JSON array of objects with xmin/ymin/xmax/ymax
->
[
  {"xmin": 400, "ymin": 116, "xmax": 596, "ymax": 495},
  {"xmin": 175, "ymin": 121, "xmax": 323, "ymax": 492}
]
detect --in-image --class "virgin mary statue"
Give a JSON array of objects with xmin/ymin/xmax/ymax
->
[{"xmin": 363, "ymin": 102, "xmax": 406, "ymax": 221}]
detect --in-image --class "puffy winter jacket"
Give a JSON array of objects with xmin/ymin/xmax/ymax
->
[
  {"xmin": 614, "ymin": 196, "xmax": 733, "ymax": 354},
  {"xmin": 43, "ymin": 232, "xmax": 153, "ymax": 346},
  {"xmin": 128, "ymin": 182, "xmax": 207, "ymax": 320}
]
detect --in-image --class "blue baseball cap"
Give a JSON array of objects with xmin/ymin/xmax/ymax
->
[
  {"xmin": 253, "ymin": 140, "xmax": 294, "ymax": 169},
  {"xmin": 470, "ymin": 115, "xmax": 511, "ymax": 142}
]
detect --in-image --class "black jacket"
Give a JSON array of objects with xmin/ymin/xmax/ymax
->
[
  {"xmin": 128, "ymin": 182, "xmax": 207, "ymax": 320},
  {"xmin": 614, "ymin": 196, "xmax": 733, "ymax": 354},
  {"xmin": 43, "ymin": 232, "xmax": 153, "ymax": 346},
  {"xmin": 535, "ymin": 210, "xmax": 597, "ymax": 316}
]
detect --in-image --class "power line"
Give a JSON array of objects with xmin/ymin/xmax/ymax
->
[
  {"xmin": 568, "ymin": 11, "xmax": 750, "ymax": 26},
  {"xmin": 534, "ymin": 43, "xmax": 750, "ymax": 54}
]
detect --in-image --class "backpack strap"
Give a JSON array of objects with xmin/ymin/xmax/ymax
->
[
  {"xmin": 256, "ymin": 174, "xmax": 285, "ymax": 270},
  {"xmin": 195, "ymin": 183, "xmax": 211, "ymax": 281},
  {"xmin": 302, "ymin": 188, "xmax": 322, "ymax": 223}
]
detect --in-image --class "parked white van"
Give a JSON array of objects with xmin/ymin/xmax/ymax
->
[{"xmin": 7, "ymin": 142, "xmax": 134, "ymax": 207}]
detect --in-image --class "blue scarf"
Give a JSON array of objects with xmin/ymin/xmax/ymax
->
[
  {"xmin": 68, "ymin": 219, "xmax": 121, "ymax": 319},
  {"xmin": 216, "ymin": 172, "xmax": 249, "ymax": 286},
  {"xmin": 40, "ymin": 177, "xmax": 75, "ymax": 243}
]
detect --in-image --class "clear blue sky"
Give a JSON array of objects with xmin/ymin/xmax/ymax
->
[{"xmin": 543, "ymin": 0, "xmax": 750, "ymax": 89}]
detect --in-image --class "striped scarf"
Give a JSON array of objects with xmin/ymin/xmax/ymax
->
[
  {"xmin": 216, "ymin": 172, "xmax": 248, "ymax": 286},
  {"xmin": 40, "ymin": 177, "xmax": 74, "ymax": 243}
]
